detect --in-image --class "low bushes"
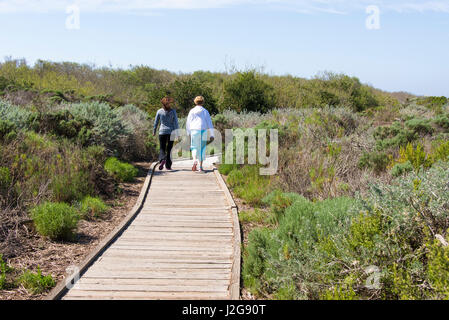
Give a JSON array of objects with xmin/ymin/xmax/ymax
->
[
  {"xmin": 223, "ymin": 71, "xmax": 276, "ymax": 113},
  {"xmin": 243, "ymin": 196, "xmax": 359, "ymax": 299},
  {"xmin": 242, "ymin": 162, "xmax": 449, "ymax": 300},
  {"xmin": 17, "ymin": 267, "xmax": 55, "ymax": 294},
  {"xmin": 78, "ymin": 196, "xmax": 109, "ymax": 220},
  {"xmin": 1, "ymin": 100, "xmax": 155, "ymax": 160},
  {"xmin": 30, "ymin": 202, "xmax": 80, "ymax": 241},
  {"xmin": 0, "ymin": 119, "xmax": 16, "ymax": 141},
  {"xmin": 1, "ymin": 131, "xmax": 107, "ymax": 207},
  {"xmin": 105, "ymin": 157, "xmax": 138, "ymax": 182},
  {"xmin": 225, "ymin": 165, "xmax": 271, "ymax": 206},
  {"xmin": 0, "ymin": 254, "xmax": 12, "ymax": 290}
]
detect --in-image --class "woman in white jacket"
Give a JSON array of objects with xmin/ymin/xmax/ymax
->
[{"xmin": 186, "ymin": 96, "xmax": 215, "ymax": 172}]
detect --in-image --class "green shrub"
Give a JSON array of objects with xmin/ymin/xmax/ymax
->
[
  {"xmin": 239, "ymin": 209, "xmax": 269, "ymax": 224},
  {"xmin": 62, "ymin": 102, "xmax": 130, "ymax": 152},
  {"xmin": 0, "ymin": 76, "xmax": 9, "ymax": 92},
  {"xmin": 261, "ymin": 190, "xmax": 304, "ymax": 224},
  {"xmin": 169, "ymin": 78, "xmax": 218, "ymax": 115},
  {"xmin": 79, "ymin": 196, "xmax": 109, "ymax": 220},
  {"xmin": 243, "ymin": 162, "xmax": 449, "ymax": 300},
  {"xmin": 242, "ymin": 227, "xmax": 272, "ymax": 294},
  {"xmin": 0, "ymin": 254, "xmax": 14, "ymax": 290},
  {"xmin": 358, "ymin": 152, "xmax": 390, "ymax": 173},
  {"xmin": 113, "ymin": 104, "xmax": 152, "ymax": 160},
  {"xmin": 0, "ymin": 119, "xmax": 16, "ymax": 141},
  {"xmin": 31, "ymin": 202, "xmax": 80, "ymax": 241},
  {"xmin": 50, "ymin": 171, "xmax": 92, "ymax": 203},
  {"xmin": 226, "ymin": 165, "xmax": 271, "ymax": 206},
  {"xmin": 395, "ymin": 143, "xmax": 433, "ymax": 173},
  {"xmin": 2, "ymin": 131, "xmax": 106, "ymax": 207},
  {"xmin": 349, "ymin": 83, "xmax": 379, "ymax": 112},
  {"xmin": 374, "ymin": 122, "xmax": 418, "ymax": 150},
  {"xmin": 0, "ymin": 100, "xmax": 33, "ymax": 128},
  {"xmin": 0, "ymin": 166, "xmax": 11, "ymax": 192},
  {"xmin": 427, "ymin": 237, "xmax": 449, "ymax": 299},
  {"xmin": 218, "ymin": 163, "xmax": 239, "ymax": 175},
  {"xmin": 104, "ymin": 157, "xmax": 138, "ymax": 182},
  {"xmin": 17, "ymin": 267, "xmax": 55, "ymax": 294},
  {"xmin": 405, "ymin": 118, "xmax": 434, "ymax": 135},
  {"xmin": 243, "ymin": 196, "xmax": 359, "ymax": 299},
  {"xmin": 416, "ymin": 96, "xmax": 448, "ymax": 112},
  {"xmin": 212, "ymin": 113, "xmax": 229, "ymax": 133},
  {"xmin": 223, "ymin": 71, "xmax": 276, "ymax": 113},
  {"xmin": 431, "ymin": 140, "xmax": 449, "ymax": 162},
  {"xmin": 434, "ymin": 113, "xmax": 449, "ymax": 130},
  {"xmin": 391, "ymin": 161, "xmax": 414, "ymax": 177},
  {"xmin": 27, "ymin": 110, "xmax": 93, "ymax": 145}
]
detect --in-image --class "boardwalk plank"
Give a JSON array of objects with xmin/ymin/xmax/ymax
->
[{"xmin": 61, "ymin": 162, "xmax": 240, "ymax": 300}]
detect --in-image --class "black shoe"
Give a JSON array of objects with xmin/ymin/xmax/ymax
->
[{"xmin": 159, "ymin": 160, "xmax": 166, "ymax": 170}]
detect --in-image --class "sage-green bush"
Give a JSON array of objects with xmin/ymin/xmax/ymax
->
[
  {"xmin": 31, "ymin": 202, "xmax": 80, "ymax": 241},
  {"xmin": 104, "ymin": 157, "xmax": 138, "ymax": 182},
  {"xmin": 17, "ymin": 267, "xmax": 55, "ymax": 294},
  {"xmin": 243, "ymin": 162, "xmax": 449, "ymax": 300},
  {"xmin": 79, "ymin": 196, "xmax": 109, "ymax": 220}
]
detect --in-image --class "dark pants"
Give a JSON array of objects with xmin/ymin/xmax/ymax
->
[{"xmin": 159, "ymin": 134, "xmax": 174, "ymax": 168}]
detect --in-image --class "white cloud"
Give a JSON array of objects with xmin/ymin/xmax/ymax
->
[{"xmin": 0, "ymin": 0, "xmax": 448, "ymax": 14}]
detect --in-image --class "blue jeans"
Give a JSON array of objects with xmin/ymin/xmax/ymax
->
[{"xmin": 190, "ymin": 130, "xmax": 207, "ymax": 162}]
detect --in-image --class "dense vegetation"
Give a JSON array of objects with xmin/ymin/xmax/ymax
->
[
  {"xmin": 216, "ymin": 99, "xmax": 449, "ymax": 300},
  {"xmin": 1, "ymin": 57, "xmax": 447, "ymax": 299},
  {"xmin": 0, "ymin": 58, "xmax": 398, "ymax": 117}
]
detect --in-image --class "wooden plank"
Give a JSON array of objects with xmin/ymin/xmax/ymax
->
[
  {"xmin": 64, "ymin": 290, "xmax": 229, "ymax": 300},
  {"xmin": 122, "ymin": 229, "xmax": 233, "ymax": 236},
  {"xmin": 103, "ymin": 248, "xmax": 232, "ymax": 257},
  {"xmin": 141, "ymin": 206, "xmax": 229, "ymax": 211},
  {"xmin": 96, "ymin": 256, "xmax": 232, "ymax": 264},
  {"xmin": 106, "ymin": 246, "xmax": 232, "ymax": 254},
  {"xmin": 113, "ymin": 239, "xmax": 233, "ymax": 247},
  {"xmin": 93, "ymin": 260, "xmax": 232, "ymax": 269},
  {"xmin": 133, "ymin": 215, "xmax": 232, "ymax": 222},
  {"xmin": 86, "ymin": 266, "xmax": 231, "ymax": 274},
  {"xmin": 143, "ymin": 204, "xmax": 229, "ymax": 209},
  {"xmin": 148, "ymin": 190, "xmax": 225, "ymax": 195},
  {"xmin": 118, "ymin": 233, "xmax": 233, "ymax": 241},
  {"xmin": 214, "ymin": 169, "xmax": 241, "ymax": 300},
  {"xmin": 75, "ymin": 278, "xmax": 230, "ymax": 286},
  {"xmin": 123, "ymin": 226, "xmax": 233, "ymax": 233},
  {"xmin": 69, "ymin": 284, "xmax": 229, "ymax": 292},
  {"xmin": 122, "ymin": 221, "xmax": 233, "ymax": 228},
  {"xmin": 139, "ymin": 210, "xmax": 230, "ymax": 215},
  {"xmin": 113, "ymin": 237, "xmax": 233, "ymax": 244},
  {"xmin": 99, "ymin": 256, "xmax": 232, "ymax": 264},
  {"xmin": 81, "ymin": 271, "xmax": 231, "ymax": 280}
]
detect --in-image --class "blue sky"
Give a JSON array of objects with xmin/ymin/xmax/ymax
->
[{"xmin": 0, "ymin": 0, "xmax": 448, "ymax": 96}]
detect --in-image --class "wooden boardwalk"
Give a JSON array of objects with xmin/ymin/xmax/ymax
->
[{"xmin": 56, "ymin": 160, "xmax": 240, "ymax": 300}]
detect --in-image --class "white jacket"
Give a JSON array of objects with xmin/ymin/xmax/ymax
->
[{"xmin": 186, "ymin": 106, "xmax": 215, "ymax": 138}]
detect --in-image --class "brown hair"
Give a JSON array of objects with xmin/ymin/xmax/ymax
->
[{"xmin": 161, "ymin": 97, "xmax": 174, "ymax": 110}]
